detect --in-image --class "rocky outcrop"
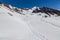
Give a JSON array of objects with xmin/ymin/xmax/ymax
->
[
  {"xmin": 32, "ymin": 7, "xmax": 60, "ymax": 16},
  {"xmin": 4, "ymin": 4, "xmax": 11, "ymax": 9}
]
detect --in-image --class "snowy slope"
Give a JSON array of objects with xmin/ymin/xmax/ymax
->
[
  {"xmin": 0, "ymin": 5, "xmax": 41, "ymax": 40},
  {"xmin": 0, "ymin": 3, "xmax": 60, "ymax": 40},
  {"xmin": 20, "ymin": 15, "xmax": 60, "ymax": 40}
]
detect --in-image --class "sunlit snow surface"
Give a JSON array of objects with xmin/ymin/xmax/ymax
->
[{"xmin": 0, "ymin": 5, "xmax": 60, "ymax": 40}]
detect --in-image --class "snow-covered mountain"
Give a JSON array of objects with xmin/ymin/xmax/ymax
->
[{"xmin": 0, "ymin": 2, "xmax": 60, "ymax": 40}]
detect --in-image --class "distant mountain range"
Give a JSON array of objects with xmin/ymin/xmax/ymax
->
[{"xmin": 0, "ymin": 1, "xmax": 60, "ymax": 17}]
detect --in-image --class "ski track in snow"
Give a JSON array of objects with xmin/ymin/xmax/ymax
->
[
  {"xmin": 41, "ymin": 18, "xmax": 60, "ymax": 28},
  {"xmin": 22, "ymin": 16, "xmax": 49, "ymax": 40},
  {"xmin": 26, "ymin": 22, "xmax": 48, "ymax": 40},
  {"xmin": 21, "ymin": 15, "xmax": 60, "ymax": 40}
]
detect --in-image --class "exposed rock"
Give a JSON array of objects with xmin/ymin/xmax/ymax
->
[
  {"xmin": 14, "ymin": 8, "xmax": 22, "ymax": 13},
  {"xmin": 0, "ymin": 1, "xmax": 2, "ymax": 4},
  {"xmin": 32, "ymin": 7, "xmax": 60, "ymax": 16},
  {"xmin": 32, "ymin": 8, "xmax": 41, "ymax": 13},
  {"xmin": 4, "ymin": 4, "xmax": 11, "ymax": 9},
  {"xmin": 8, "ymin": 13, "xmax": 13, "ymax": 16}
]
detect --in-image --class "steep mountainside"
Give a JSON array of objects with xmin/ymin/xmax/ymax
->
[{"xmin": 0, "ymin": 2, "xmax": 60, "ymax": 40}]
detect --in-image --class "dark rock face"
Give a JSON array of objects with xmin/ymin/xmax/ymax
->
[
  {"xmin": 40, "ymin": 7, "xmax": 60, "ymax": 16},
  {"xmin": 14, "ymin": 8, "xmax": 22, "ymax": 13},
  {"xmin": 14, "ymin": 8, "xmax": 20, "ymax": 12},
  {"xmin": 32, "ymin": 8, "xmax": 41, "ymax": 13},
  {"xmin": 0, "ymin": 2, "xmax": 2, "ymax": 4},
  {"xmin": 32, "ymin": 7, "xmax": 60, "ymax": 16},
  {"xmin": 4, "ymin": 4, "xmax": 11, "ymax": 9}
]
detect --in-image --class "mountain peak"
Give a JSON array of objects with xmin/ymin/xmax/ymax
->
[
  {"xmin": 0, "ymin": 2, "xmax": 60, "ymax": 17},
  {"xmin": 32, "ymin": 6, "xmax": 40, "ymax": 10}
]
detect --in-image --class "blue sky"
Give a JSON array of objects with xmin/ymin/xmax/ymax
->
[{"xmin": 0, "ymin": 0, "xmax": 60, "ymax": 10}]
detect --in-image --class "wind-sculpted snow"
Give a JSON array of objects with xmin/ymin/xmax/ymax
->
[
  {"xmin": 41, "ymin": 17, "xmax": 60, "ymax": 28},
  {"xmin": 0, "ymin": 15, "xmax": 42, "ymax": 40},
  {"xmin": 20, "ymin": 15, "xmax": 60, "ymax": 40}
]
